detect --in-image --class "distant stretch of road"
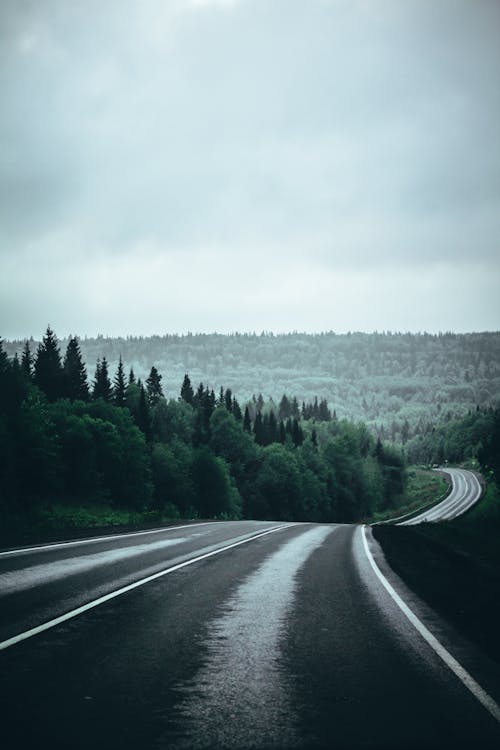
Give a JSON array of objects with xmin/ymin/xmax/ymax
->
[
  {"xmin": 1, "ymin": 509, "xmax": 499, "ymax": 748},
  {"xmin": 398, "ymin": 467, "xmax": 483, "ymax": 525}
]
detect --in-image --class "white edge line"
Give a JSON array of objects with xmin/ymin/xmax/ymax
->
[
  {"xmin": 361, "ymin": 525, "xmax": 500, "ymax": 724},
  {"xmin": 0, "ymin": 521, "xmax": 218, "ymax": 557},
  {"xmin": 0, "ymin": 524, "xmax": 293, "ymax": 651}
]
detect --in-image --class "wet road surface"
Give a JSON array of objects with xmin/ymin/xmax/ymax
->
[{"xmin": 1, "ymin": 520, "xmax": 499, "ymax": 749}]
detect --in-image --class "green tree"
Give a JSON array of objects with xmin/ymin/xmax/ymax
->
[
  {"xmin": 243, "ymin": 406, "xmax": 252, "ymax": 433},
  {"xmin": 136, "ymin": 384, "xmax": 152, "ymax": 442},
  {"xmin": 279, "ymin": 394, "xmax": 291, "ymax": 420},
  {"xmin": 33, "ymin": 326, "xmax": 64, "ymax": 401},
  {"xmin": 254, "ymin": 443, "xmax": 303, "ymax": 520},
  {"xmin": 63, "ymin": 337, "xmax": 89, "ymax": 401},
  {"xmin": 151, "ymin": 440, "xmax": 196, "ymax": 515},
  {"xmin": 180, "ymin": 374, "xmax": 194, "ymax": 405},
  {"xmin": 192, "ymin": 445, "xmax": 241, "ymax": 518},
  {"xmin": 151, "ymin": 398, "xmax": 194, "ymax": 444},
  {"xmin": 93, "ymin": 357, "xmax": 112, "ymax": 401},
  {"xmin": 113, "ymin": 356, "xmax": 127, "ymax": 407},
  {"xmin": 17, "ymin": 391, "xmax": 62, "ymax": 506},
  {"xmin": 21, "ymin": 341, "xmax": 33, "ymax": 381},
  {"xmin": 146, "ymin": 366, "xmax": 163, "ymax": 406}
]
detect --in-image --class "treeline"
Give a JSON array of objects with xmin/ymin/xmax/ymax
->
[
  {"xmin": 5, "ymin": 330, "xmax": 498, "ymax": 442},
  {"xmin": 0, "ymin": 328, "xmax": 408, "ymax": 524}
]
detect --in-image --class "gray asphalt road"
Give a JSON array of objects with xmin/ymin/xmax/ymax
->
[
  {"xmin": 1, "ymin": 520, "xmax": 499, "ymax": 749},
  {"xmin": 398, "ymin": 467, "xmax": 483, "ymax": 525}
]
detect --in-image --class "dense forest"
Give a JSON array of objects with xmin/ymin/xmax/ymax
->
[
  {"xmin": 0, "ymin": 329, "xmax": 409, "ymax": 526},
  {"xmin": 406, "ymin": 406, "xmax": 500, "ymax": 476},
  {"xmin": 5, "ymin": 331, "xmax": 498, "ymax": 445}
]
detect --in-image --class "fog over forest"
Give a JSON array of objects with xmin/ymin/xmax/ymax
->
[{"xmin": 5, "ymin": 330, "xmax": 499, "ymax": 443}]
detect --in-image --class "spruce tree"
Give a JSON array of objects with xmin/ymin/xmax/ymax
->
[
  {"xmin": 63, "ymin": 336, "xmax": 89, "ymax": 401},
  {"xmin": 21, "ymin": 341, "xmax": 33, "ymax": 380},
  {"xmin": 113, "ymin": 356, "xmax": 127, "ymax": 407},
  {"xmin": 278, "ymin": 394, "xmax": 291, "ymax": 421},
  {"xmin": 136, "ymin": 384, "xmax": 152, "ymax": 442},
  {"xmin": 243, "ymin": 406, "xmax": 252, "ymax": 433},
  {"xmin": 93, "ymin": 357, "xmax": 112, "ymax": 401},
  {"xmin": 291, "ymin": 396, "xmax": 300, "ymax": 419},
  {"xmin": 33, "ymin": 326, "xmax": 64, "ymax": 401},
  {"xmin": 319, "ymin": 398, "xmax": 331, "ymax": 421},
  {"xmin": 268, "ymin": 411, "xmax": 278, "ymax": 443},
  {"xmin": 292, "ymin": 418, "xmax": 304, "ymax": 447},
  {"xmin": 194, "ymin": 382, "xmax": 205, "ymax": 408},
  {"xmin": 128, "ymin": 368, "xmax": 136, "ymax": 385},
  {"xmin": 145, "ymin": 365, "xmax": 163, "ymax": 406},
  {"xmin": 224, "ymin": 388, "xmax": 233, "ymax": 413},
  {"xmin": 180, "ymin": 374, "xmax": 194, "ymax": 405},
  {"xmin": 253, "ymin": 411, "xmax": 264, "ymax": 445},
  {"xmin": 278, "ymin": 420, "xmax": 286, "ymax": 444},
  {"xmin": 232, "ymin": 398, "xmax": 242, "ymax": 421}
]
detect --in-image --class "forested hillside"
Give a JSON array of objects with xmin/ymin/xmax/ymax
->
[
  {"xmin": 5, "ymin": 331, "xmax": 498, "ymax": 443},
  {"xmin": 0, "ymin": 329, "xmax": 408, "ymax": 533}
]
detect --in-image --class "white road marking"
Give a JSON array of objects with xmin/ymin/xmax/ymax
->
[
  {"xmin": 361, "ymin": 525, "xmax": 500, "ymax": 724},
  {"xmin": 0, "ymin": 522, "xmax": 217, "ymax": 557},
  {"xmin": 398, "ymin": 468, "xmax": 482, "ymax": 526},
  {"xmin": 0, "ymin": 524, "xmax": 293, "ymax": 652}
]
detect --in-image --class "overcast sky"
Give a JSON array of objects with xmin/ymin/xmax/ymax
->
[{"xmin": 1, "ymin": 0, "xmax": 499, "ymax": 339}]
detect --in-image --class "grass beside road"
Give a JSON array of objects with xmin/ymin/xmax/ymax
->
[
  {"xmin": 368, "ymin": 467, "xmax": 450, "ymax": 524},
  {"xmin": 0, "ymin": 503, "xmax": 193, "ymax": 550},
  {"xmin": 373, "ymin": 481, "xmax": 500, "ymax": 664}
]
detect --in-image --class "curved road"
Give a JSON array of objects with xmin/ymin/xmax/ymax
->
[
  {"xmin": 398, "ymin": 467, "xmax": 483, "ymax": 525},
  {"xmin": 1, "ymin": 519, "xmax": 499, "ymax": 749}
]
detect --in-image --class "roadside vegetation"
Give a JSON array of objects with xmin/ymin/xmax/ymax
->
[
  {"xmin": 0, "ymin": 328, "xmax": 409, "ymax": 545},
  {"xmin": 373, "ymin": 409, "xmax": 500, "ymax": 663},
  {"xmin": 367, "ymin": 467, "xmax": 450, "ymax": 524}
]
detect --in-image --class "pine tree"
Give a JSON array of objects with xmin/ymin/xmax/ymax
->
[
  {"xmin": 0, "ymin": 339, "xmax": 9, "ymax": 379},
  {"xmin": 232, "ymin": 398, "xmax": 242, "ymax": 421},
  {"xmin": 33, "ymin": 326, "xmax": 64, "ymax": 401},
  {"xmin": 194, "ymin": 382, "xmax": 205, "ymax": 408},
  {"xmin": 292, "ymin": 418, "xmax": 304, "ymax": 447},
  {"xmin": 253, "ymin": 411, "xmax": 264, "ymax": 445},
  {"xmin": 21, "ymin": 341, "xmax": 33, "ymax": 380},
  {"xmin": 312, "ymin": 397, "xmax": 320, "ymax": 420},
  {"xmin": 319, "ymin": 398, "xmax": 331, "ymax": 421},
  {"xmin": 63, "ymin": 337, "xmax": 89, "ymax": 401},
  {"xmin": 93, "ymin": 357, "xmax": 112, "ymax": 401},
  {"xmin": 180, "ymin": 374, "xmax": 194, "ymax": 405},
  {"xmin": 136, "ymin": 384, "xmax": 152, "ymax": 442},
  {"xmin": 279, "ymin": 420, "xmax": 286, "ymax": 444},
  {"xmin": 145, "ymin": 365, "xmax": 163, "ymax": 406},
  {"xmin": 268, "ymin": 411, "xmax": 278, "ymax": 443},
  {"xmin": 113, "ymin": 356, "xmax": 127, "ymax": 407},
  {"xmin": 224, "ymin": 388, "xmax": 233, "ymax": 413},
  {"xmin": 260, "ymin": 413, "xmax": 269, "ymax": 445},
  {"xmin": 128, "ymin": 368, "xmax": 136, "ymax": 385},
  {"xmin": 243, "ymin": 406, "xmax": 252, "ymax": 433},
  {"xmin": 278, "ymin": 394, "xmax": 291, "ymax": 421}
]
